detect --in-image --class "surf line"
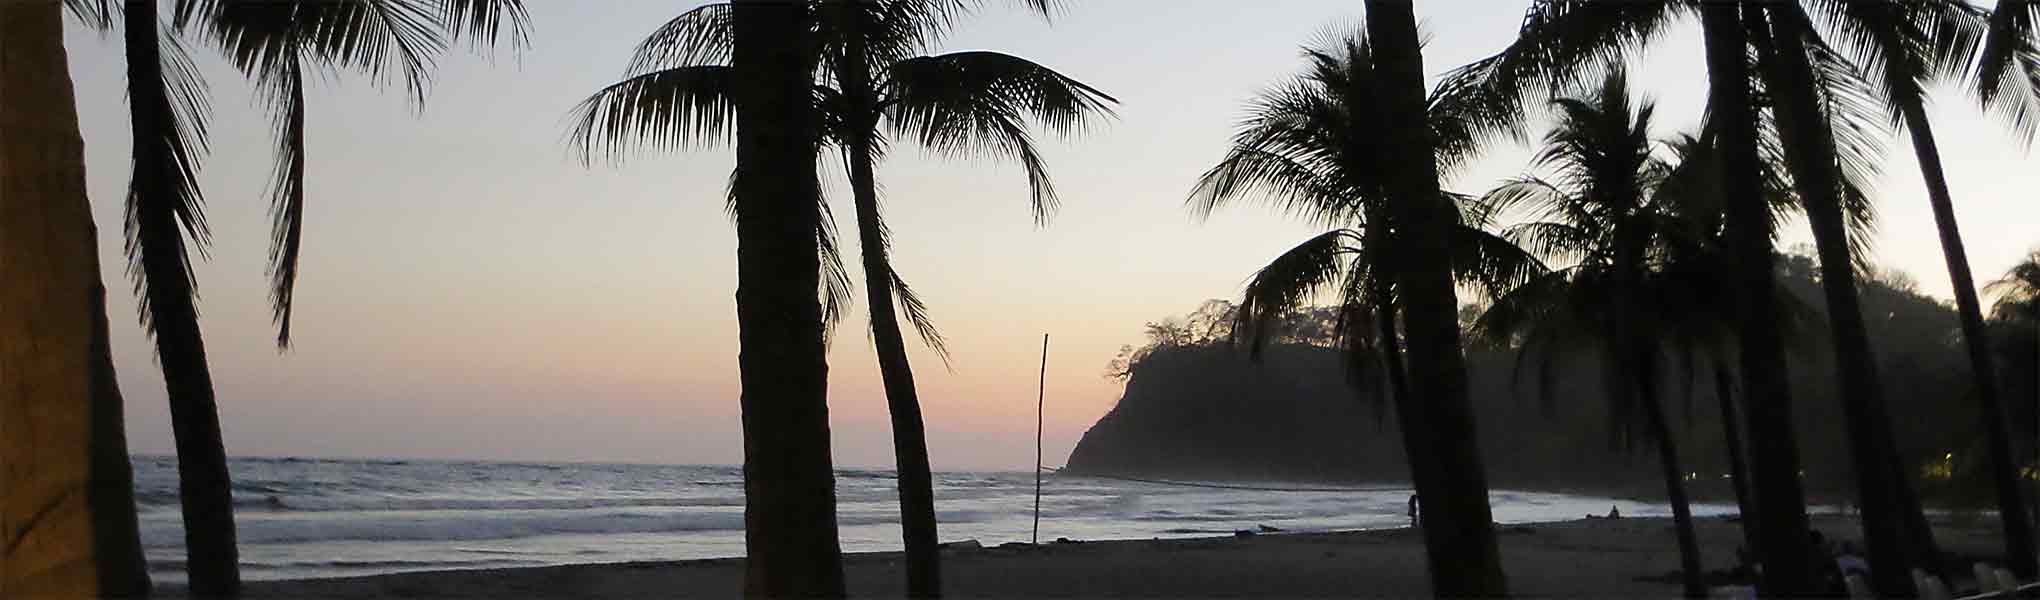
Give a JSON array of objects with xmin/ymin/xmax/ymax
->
[{"xmin": 1061, "ymin": 470, "xmax": 1414, "ymax": 494}]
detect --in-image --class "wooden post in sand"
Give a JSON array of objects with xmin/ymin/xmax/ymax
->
[{"xmin": 1034, "ymin": 334, "xmax": 1048, "ymax": 545}]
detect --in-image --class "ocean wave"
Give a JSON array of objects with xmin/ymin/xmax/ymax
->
[
  {"xmin": 156, "ymin": 557, "xmax": 544, "ymax": 571},
  {"xmin": 137, "ymin": 506, "xmax": 953, "ymax": 547}
]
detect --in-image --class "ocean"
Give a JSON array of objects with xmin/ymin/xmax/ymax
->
[{"xmin": 133, "ymin": 456, "xmax": 1739, "ymax": 582}]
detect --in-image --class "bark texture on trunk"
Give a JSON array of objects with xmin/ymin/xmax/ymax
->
[
  {"xmin": 1, "ymin": 2, "xmax": 152, "ymax": 595},
  {"xmin": 1364, "ymin": 2, "xmax": 1508, "ymax": 595},
  {"xmin": 729, "ymin": 1, "xmax": 846, "ymax": 597},
  {"xmin": 1895, "ymin": 94, "xmax": 2036, "ymax": 578},
  {"xmin": 122, "ymin": 0, "xmax": 241, "ymax": 593},
  {"xmin": 1701, "ymin": 3, "xmax": 1816, "ymax": 596},
  {"xmin": 1756, "ymin": 9, "xmax": 1925, "ymax": 594}
]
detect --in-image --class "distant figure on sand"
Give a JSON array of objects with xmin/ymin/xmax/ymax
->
[
  {"xmin": 1608, "ymin": 505, "xmax": 1620, "ymax": 519},
  {"xmin": 1408, "ymin": 494, "xmax": 1420, "ymax": 527}
]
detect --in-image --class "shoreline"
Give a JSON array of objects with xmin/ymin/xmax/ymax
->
[{"xmin": 210, "ymin": 514, "xmax": 2011, "ymax": 598}]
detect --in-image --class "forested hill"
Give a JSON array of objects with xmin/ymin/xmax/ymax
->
[{"xmin": 1066, "ymin": 252, "xmax": 2036, "ymax": 503}]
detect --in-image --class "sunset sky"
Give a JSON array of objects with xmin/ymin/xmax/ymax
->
[{"xmin": 62, "ymin": 0, "xmax": 2039, "ymax": 471}]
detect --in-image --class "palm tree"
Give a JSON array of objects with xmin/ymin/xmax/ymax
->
[
  {"xmin": 819, "ymin": 2, "xmax": 1111, "ymax": 596},
  {"xmin": 0, "ymin": 2, "xmax": 151, "ymax": 596},
  {"xmin": 571, "ymin": 1, "xmax": 848, "ymax": 594},
  {"xmin": 1470, "ymin": 69, "xmax": 1709, "ymax": 597},
  {"xmin": 1186, "ymin": 28, "xmax": 1538, "ymax": 418},
  {"xmin": 96, "ymin": 1, "xmax": 530, "ymax": 593},
  {"xmin": 1186, "ymin": 25, "xmax": 1540, "ymax": 595},
  {"xmin": 1839, "ymin": 0, "xmax": 2040, "ymax": 576},
  {"xmin": 1435, "ymin": 1, "xmax": 2003, "ymax": 590},
  {"xmin": 572, "ymin": 4, "xmax": 1110, "ymax": 595},
  {"xmin": 729, "ymin": 1, "xmax": 844, "ymax": 595},
  {"xmin": 1702, "ymin": 4, "xmax": 1819, "ymax": 594},
  {"xmin": 1372, "ymin": 2, "xmax": 1509, "ymax": 593},
  {"xmin": 1749, "ymin": 5, "xmax": 1946, "ymax": 593}
]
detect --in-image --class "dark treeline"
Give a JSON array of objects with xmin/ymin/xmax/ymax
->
[{"xmin": 1076, "ymin": 260, "xmax": 2037, "ymax": 507}]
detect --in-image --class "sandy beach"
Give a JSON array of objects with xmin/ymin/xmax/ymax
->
[{"xmin": 220, "ymin": 514, "xmax": 2008, "ymax": 598}]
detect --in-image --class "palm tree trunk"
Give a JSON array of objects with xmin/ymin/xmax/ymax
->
[
  {"xmin": 1701, "ymin": 3, "xmax": 1817, "ymax": 595},
  {"xmin": 1756, "ymin": 10, "xmax": 1924, "ymax": 594},
  {"xmin": 123, "ymin": 0, "xmax": 241, "ymax": 593},
  {"xmin": 846, "ymin": 138, "xmax": 943, "ymax": 599},
  {"xmin": 1894, "ymin": 91, "xmax": 2036, "ymax": 578},
  {"xmin": 0, "ymin": 2, "xmax": 152, "ymax": 595},
  {"xmin": 1637, "ymin": 350, "xmax": 1706, "ymax": 599},
  {"xmin": 730, "ymin": 1, "xmax": 846, "ymax": 596},
  {"xmin": 1377, "ymin": 302, "xmax": 1437, "ymax": 513},
  {"xmin": 1714, "ymin": 365, "xmax": 1761, "ymax": 558},
  {"xmin": 1364, "ymin": 2, "xmax": 1507, "ymax": 595},
  {"xmin": 836, "ymin": 22, "xmax": 944, "ymax": 592}
]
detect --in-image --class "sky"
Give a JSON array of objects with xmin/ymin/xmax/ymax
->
[{"xmin": 59, "ymin": 1, "xmax": 2039, "ymax": 471}]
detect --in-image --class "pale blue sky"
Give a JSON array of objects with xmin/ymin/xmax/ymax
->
[{"xmin": 61, "ymin": 1, "xmax": 2039, "ymax": 470}]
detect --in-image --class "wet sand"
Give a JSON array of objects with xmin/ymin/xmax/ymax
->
[{"xmin": 231, "ymin": 514, "xmax": 2007, "ymax": 598}]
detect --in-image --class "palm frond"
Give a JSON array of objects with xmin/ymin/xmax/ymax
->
[
  {"xmin": 438, "ymin": 0, "xmax": 531, "ymax": 53},
  {"xmin": 1233, "ymin": 229, "xmax": 1362, "ymax": 357},
  {"xmin": 884, "ymin": 50, "xmax": 1116, "ymax": 225},
  {"xmin": 1186, "ymin": 146, "xmax": 1353, "ymax": 226},
  {"xmin": 818, "ymin": 196, "xmax": 854, "ymax": 346},
  {"xmin": 263, "ymin": 59, "xmax": 307, "ymax": 348},
  {"xmin": 124, "ymin": 0, "xmax": 213, "ymax": 336},
  {"xmin": 66, "ymin": 0, "xmax": 112, "ymax": 29},
  {"xmin": 624, "ymin": 3, "xmax": 731, "ymax": 74},
  {"xmin": 1451, "ymin": 224, "xmax": 1550, "ymax": 301},
  {"xmin": 205, "ymin": 0, "xmax": 449, "ymax": 106},
  {"xmin": 889, "ymin": 266, "xmax": 952, "ymax": 369},
  {"xmin": 1430, "ymin": 0, "xmax": 1683, "ymax": 166},
  {"xmin": 1977, "ymin": 1, "xmax": 2040, "ymax": 143},
  {"xmin": 566, "ymin": 66, "xmax": 736, "ymax": 165}
]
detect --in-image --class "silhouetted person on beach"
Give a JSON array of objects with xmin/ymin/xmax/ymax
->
[{"xmin": 1408, "ymin": 494, "xmax": 1420, "ymax": 527}]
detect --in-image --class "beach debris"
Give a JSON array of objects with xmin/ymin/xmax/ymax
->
[
  {"xmin": 1257, "ymin": 524, "xmax": 1283, "ymax": 533},
  {"xmin": 1054, "ymin": 537, "xmax": 1083, "ymax": 544}
]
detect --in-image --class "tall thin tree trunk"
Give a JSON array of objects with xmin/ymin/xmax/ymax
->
[
  {"xmin": 1701, "ymin": 3, "xmax": 1817, "ymax": 595},
  {"xmin": 837, "ymin": 19, "xmax": 944, "ymax": 591},
  {"xmin": 1756, "ymin": 9, "xmax": 1924, "ymax": 594},
  {"xmin": 1, "ymin": 2, "xmax": 152, "ymax": 595},
  {"xmin": 1895, "ymin": 93, "xmax": 2036, "ymax": 578},
  {"xmin": 846, "ymin": 139, "xmax": 943, "ymax": 598},
  {"xmin": 1364, "ymin": 2, "xmax": 1508, "ymax": 595},
  {"xmin": 1715, "ymin": 365, "xmax": 1761, "ymax": 558},
  {"xmin": 730, "ymin": 1, "xmax": 845, "ymax": 596},
  {"xmin": 1377, "ymin": 302, "xmax": 1436, "ymax": 506},
  {"xmin": 1637, "ymin": 351, "xmax": 1705, "ymax": 599},
  {"xmin": 123, "ymin": 0, "xmax": 240, "ymax": 593}
]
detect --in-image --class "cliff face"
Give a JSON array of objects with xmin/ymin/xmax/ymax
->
[
  {"xmin": 1065, "ymin": 344, "xmax": 1410, "ymax": 482},
  {"xmin": 1064, "ymin": 343, "xmax": 1694, "ymax": 491}
]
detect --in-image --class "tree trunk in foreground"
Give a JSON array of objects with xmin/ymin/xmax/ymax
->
[
  {"xmin": 1895, "ymin": 92, "xmax": 2036, "ymax": 579},
  {"xmin": 1714, "ymin": 366, "xmax": 1760, "ymax": 558},
  {"xmin": 840, "ymin": 46, "xmax": 944, "ymax": 597},
  {"xmin": 1638, "ymin": 354, "xmax": 1705, "ymax": 599},
  {"xmin": 1757, "ymin": 9, "xmax": 1926, "ymax": 594},
  {"xmin": 847, "ymin": 138, "xmax": 943, "ymax": 598},
  {"xmin": 1364, "ymin": 1, "xmax": 1508, "ymax": 595},
  {"xmin": 0, "ymin": 2, "xmax": 152, "ymax": 595},
  {"xmin": 123, "ymin": 0, "xmax": 241, "ymax": 593},
  {"xmin": 730, "ymin": 1, "xmax": 846, "ymax": 597},
  {"xmin": 1701, "ymin": 3, "xmax": 1816, "ymax": 595}
]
